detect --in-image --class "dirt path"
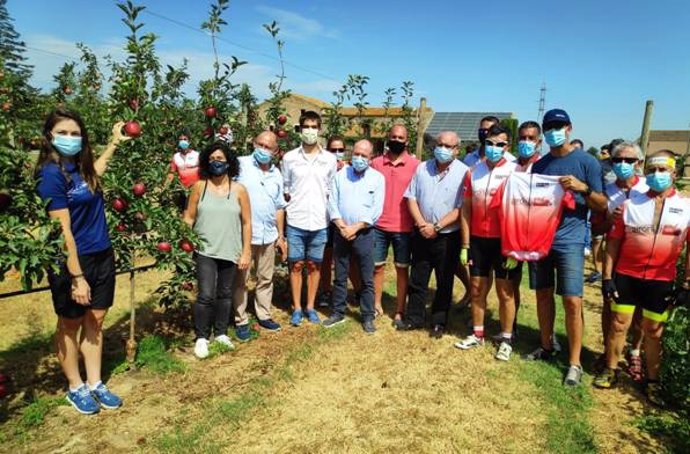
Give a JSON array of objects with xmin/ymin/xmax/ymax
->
[{"xmin": 0, "ymin": 265, "xmax": 669, "ymax": 453}]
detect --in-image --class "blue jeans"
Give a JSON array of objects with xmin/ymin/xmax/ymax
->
[
  {"xmin": 286, "ymin": 225, "xmax": 328, "ymax": 264},
  {"xmin": 373, "ymin": 228, "xmax": 412, "ymax": 267},
  {"xmin": 331, "ymin": 228, "xmax": 375, "ymax": 321},
  {"xmin": 529, "ymin": 243, "xmax": 585, "ymax": 297}
]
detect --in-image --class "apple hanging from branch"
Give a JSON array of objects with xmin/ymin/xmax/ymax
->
[
  {"xmin": 132, "ymin": 182, "xmax": 147, "ymax": 197},
  {"xmin": 204, "ymin": 106, "xmax": 217, "ymax": 118},
  {"xmin": 123, "ymin": 120, "xmax": 142, "ymax": 138}
]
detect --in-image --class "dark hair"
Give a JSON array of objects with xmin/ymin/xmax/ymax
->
[
  {"xmin": 299, "ymin": 110, "xmax": 322, "ymax": 128},
  {"xmin": 326, "ymin": 136, "xmax": 344, "ymax": 150},
  {"xmin": 487, "ymin": 123, "xmax": 511, "ymax": 141},
  {"xmin": 608, "ymin": 138, "xmax": 625, "ymax": 153},
  {"xmin": 36, "ymin": 108, "xmax": 99, "ymax": 192},
  {"xmin": 178, "ymin": 127, "xmax": 191, "ymax": 138},
  {"xmin": 601, "ymin": 144, "xmax": 610, "ymax": 151},
  {"xmin": 570, "ymin": 139, "xmax": 584, "ymax": 148},
  {"xmin": 480, "ymin": 116, "xmax": 500, "ymax": 126},
  {"xmin": 199, "ymin": 141, "xmax": 240, "ymax": 179},
  {"xmin": 518, "ymin": 121, "xmax": 541, "ymax": 135}
]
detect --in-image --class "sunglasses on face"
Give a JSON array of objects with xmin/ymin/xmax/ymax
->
[
  {"xmin": 328, "ymin": 148, "xmax": 345, "ymax": 153},
  {"xmin": 612, "ymin": 157, "xmax": 638, "ymax": 164},
  {"xmin": 485, "ymin": 140, "xmax": 508, "ymax": 147},
  {"xmin": 646, "ymin": 167, "xmax": 670, "ymax": 173}
]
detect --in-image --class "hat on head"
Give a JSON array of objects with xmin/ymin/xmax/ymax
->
[{"xmin": 542, "ymin": 109, "xmax": 571, "ymax": 126}]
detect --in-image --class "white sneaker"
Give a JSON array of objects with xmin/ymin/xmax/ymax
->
[
  {"xmin": 454, "ymin": 334, "xmax": 484, "ymax": 350},
  {"xmin": 194, "ymin": 338, "xmax": 209, "ymax": 359},
  {"xmin": 495, "ymin": 342, "xmax": 513, "ymax": 361},
  {"xmin": 214, "ymin": 334, "xmax": 235, "ymax": 350},
  {"xmin": 584, "ymin": 247, "xmax": 592, "ymax": 257}
]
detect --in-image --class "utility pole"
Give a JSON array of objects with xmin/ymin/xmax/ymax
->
[
  {"xmin": 538, "ymin": 82, "xmax": 546, "ymax": 120},
  {"xmin": 415, "ymin": 97, "xmax": 427, "ymax": 160}
]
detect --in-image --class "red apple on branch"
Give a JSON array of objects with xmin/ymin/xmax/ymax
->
[
  {"xmin": 132, "ymin": 182, "xmax": 146, "ymax": 197},
  {"xmin": 278, "ymin": 115, "xmax": 287, "ymax": 125},
  {"xmin": 179, "ymin": 239, "xmax": 194, "ymax": 253},
  {"xmin": 129, "ymin": 99, "xmax": 139, "ymax": 110},
  {"xmin": 203, "ymin": 127, "xmax": 214, "ymax": 138},
  {"xmin": 204, "ymin": 106, "xmax": 217, "ymax": 118},
  {"xmin": 219, "ymin": 126, "xmax": 229, "ymax": 135},
  {"xmin": 116, "ymin": 223, "xmax": 127, "ymax": 232},
  {"xmin": 182, "ymin": 282, "xmax": 194, "ymax": 291},
  {"xmin": 123, "ymin": 120, "xmax": 142, "ymax": 138},
  {"xmin": 276, "ymin": 129, "xmax": 287, "ymax": 139},
  {"xmin": 156, "ymin": 241, "xmax": 172, "ymax": 253},
  {"xmin": 112, "ymin": 198, "xmax": 128, "ymax": 212},
  {"xmin": 63, "ymin": 86, "xmax": 73, "ymax": 95}
]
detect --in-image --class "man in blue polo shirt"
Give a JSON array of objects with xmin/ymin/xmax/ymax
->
[
  {"xmin": 233, "ymin": 131, "xmax": 287, "ymax": 339},
  {"xmin": 524, "ymin": 109, "xmax": 607, "ymax": 386},
  {"xmin": 398, "ymin": 131, "xmax": 470, "ymax": 338},
  {"xmin": 323, "ymin": 139, "xmax": 385, "ymax": 333}
]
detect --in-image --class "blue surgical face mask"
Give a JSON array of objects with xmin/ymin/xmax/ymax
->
[
  {"xmin": 209, "ymin": 160, "xmax": 229, "ymax": 176},
  {"xmin": 433, "ymin": 146, "xmax": 453, "ymax": 164},
  {"xmin": 518, "ymin": 140, "xmax": 537, "ymax": 159},
  {"xmin": 253, "ymin": 147, "xmax": 272, "ymax": 165},
  {"xmin": 52, "ymin": 135, "xmax": 82, "ymax": 156},
  {"xmin": 351, "ymin": 155, "xmax": 369, "ymax": 172},
  {"xmin": 178, "ymin": 140, "xmax": 190, "ymax": 150},
  {"xmin": 485, "ymin": 145, "xmax": 504, "ymax": 163},
  {"xmin": 544, "ymin": 128, "xmax": 567, "ymax": 147},
  {"xmin": 612, "ymin": 162, "xmax": 634, "ymax": 180},
  {"xmin": 646, "ymin": 171, "xmax": 672, "ymax": 192}
]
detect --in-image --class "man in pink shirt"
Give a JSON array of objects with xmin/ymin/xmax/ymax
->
[{"xmin": 370, "ymin": 124, "xmax": 419, "ymax": 327}]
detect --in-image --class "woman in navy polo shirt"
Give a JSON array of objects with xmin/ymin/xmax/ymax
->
[{"xmin": 36, "ymin": 109, "xmax": 130, "ymax": 415}]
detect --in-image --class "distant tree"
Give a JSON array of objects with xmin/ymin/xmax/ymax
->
[
  {"xmin": 0, "ymin": 0, "xmax": 33, "ymax": 80},
  {"xmin": 586, "ymin": 146, "xmax": 599, "ymax": 157}
]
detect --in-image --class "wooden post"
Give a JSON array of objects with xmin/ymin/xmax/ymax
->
[
  {"xmin": 415, "ymin": 97, "xmax": 427, "ymax": 160},
  {"xmin": 639, "ymin": 100, "xmax": 653, "ymax": 157},
  {"xmin": 125, "ymin": 268, "xmax": 137, "ymax": 363}
]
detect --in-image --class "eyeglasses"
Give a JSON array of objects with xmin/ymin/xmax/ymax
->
[
  {"xmin": 485, "ymin": 140, "xmax": 508, "ymax": 147},
  {"xmin": 328, "ymin": 148, "xmax": 345, "ymax": 153},
  {"xmin": 612, "ymin": 157, "xmax": 638, "ymax": 164}
]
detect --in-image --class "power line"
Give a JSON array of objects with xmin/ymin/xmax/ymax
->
[
  {"xmin": 25, "ymin": 45, "xmax": 79, "ymax": 62},
  {"xmin": 143, "ymin": 9, "xmax": 342, "ymax": 84}
]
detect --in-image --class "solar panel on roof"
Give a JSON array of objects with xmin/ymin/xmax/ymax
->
[{"xmin": 425, "ymin": 112, "xmax": 513, "ymax": 141}]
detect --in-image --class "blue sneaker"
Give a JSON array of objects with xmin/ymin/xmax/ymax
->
[
  {"xmin": 91, "ymin": 382, "xmax": 122, "ymax": 410},
  {"xmin": 235, "ymin": 324, "xmax": 251, "ymax": 342},
  {"xmin": 66, "ymin": 384, "xmax": 100, "ymax": 414},
  {"xmin": 291, "ymin": 310, "xmax": 303, "ymax": 326},
  {"xmin": 258, "ymin": 318, "xmax": 282, "ymax": 331},
  {"xmin": 306, "ymin": 309, "xmax": 321, "ymax": 324}
]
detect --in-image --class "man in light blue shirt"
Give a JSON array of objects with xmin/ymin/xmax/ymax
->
[
  {"xmin": 399, "ymin": 131, "xmax": 469, "ymax": 338},
  {"xmin": 233, "ymin": 131, "xmax": 287, "ymax": 337},
  {"xmin": 323, "ymin": 139, "xmax": 385, "ymax": 334}
]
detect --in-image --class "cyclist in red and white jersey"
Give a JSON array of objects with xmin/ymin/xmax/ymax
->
[{"xmin": 595, "ymin": 150, "xmax": 690, "ymax": 406}]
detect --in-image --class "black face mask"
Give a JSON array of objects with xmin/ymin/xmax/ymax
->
[
  {"xmin": 477, "ymin": 128, "xmax": 489, "ymax": 145},
  {"xmin": 209, "ymin": 161, "xmax": 229, "ymax": 176},
  {"xmin": 387, "ymin": 140, "xmax": 406, "ymax": 154}
]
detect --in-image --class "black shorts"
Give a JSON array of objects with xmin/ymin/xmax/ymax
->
[
  {"xmin": 469, "ymin": 236, "xmax": 522, "ymax": 280},
  {"xmin": 614, "ymin": 273, "xmax": 673, "ymax": 322},
  {"xmin": 48, "ymin": 248, "xmax": 116, "ymax": 319}
]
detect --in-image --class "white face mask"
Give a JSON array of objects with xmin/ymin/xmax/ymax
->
[{"xmin": 301, "ymin": 128, "xmax": 319, "ymax": 145}]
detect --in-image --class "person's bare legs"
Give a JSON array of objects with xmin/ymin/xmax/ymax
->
[
  {"xmin": 563, "ymin": 296, "xmax": 584, "ymax": 366},
  {"xmin": 605, "ymin": 311, "xmax": 634, "ymax": 369},
  {"xmin": 56, "ymin": 316, "xmax": 84, "ymax": 389},
  {"xmin": 641, "ymin": 318, "xmax": 664, "ymax": 381},
  {"xmin": 536, "ymin": 288, "xmax": 556, "ymax": 350},
  {"xmin": 394, "ymin": 266, "xmax": 408, "ymax": 320},
  {"xmin": 80, "ymin": 309, "xmax": 107, "ymax": 386},
  {"xmin": 496, "ymin": 278, "xmax": 516, "ymax": 336},
  {"xmin": 591, "ymin": 237, "xmax": 604, "ymax": 274},
  {"xmin": 455, "ymin": 263, "xmax": 471, "ymax": 305},
  {"xmin": 470, "ymin": 276, "xmax": 491, "ymax": 328},
  {"xmin": 373, "ymin": 264, "xmax": 385, "ymax": 314},
  {"xmin": 305, "ymin": 261, "xmax": 321, "ymax": 311},
  {"xmin": 290, "ymin": 261, "xmax": 305, "ymax": 311},
  {"xmin": 630, "ymin": 307, "xmax": 645, "ymax": 352}
]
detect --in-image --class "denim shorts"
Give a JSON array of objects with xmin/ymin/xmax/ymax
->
[
  {"xmin": 373, "ymin": 228, "xmax": 411, "ymax": 267},
  {"xmin": 287, "ymin": 225, "xmax": 328, "ymax": 264},
  {"xmin": 529, "ymin": 243, "xmax": 584, "ymax": 297}
]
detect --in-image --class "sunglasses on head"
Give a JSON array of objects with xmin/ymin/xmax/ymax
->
[
  {"xmin": 485, "ymin": 140, "xmax": 508, "ymax": 147},
  {"xmin": 612, "ymin": 157, "xmax": 638, "ymax": 164},
  {"xmin": 328, "ymin": 148, "xmax": 345, "ymax": 153}
]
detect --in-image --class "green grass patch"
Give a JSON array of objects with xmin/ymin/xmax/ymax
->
[
  {"xmin": 635, "ymin": 411, "xmax": 690, "ymax": 453},
  {"xmin": 18, "ymin": 395, "xmax": 68, "ymax": 430},
  {"xmin": 153, "ymin": 322, "xmax": 353, "ymax": 452},
  {"xmin": 135, "ymin": 335, "xmax": 186, "ymax": 374}
]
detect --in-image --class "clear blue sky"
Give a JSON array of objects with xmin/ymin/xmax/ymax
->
[{"xmin": 8, "ymin": 0, "xmax": 690, "ymax": 148}]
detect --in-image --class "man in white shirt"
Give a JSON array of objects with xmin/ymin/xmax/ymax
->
[{"xmin": 281, "ymin": 111, "xmax": 338, "ymax": 327}]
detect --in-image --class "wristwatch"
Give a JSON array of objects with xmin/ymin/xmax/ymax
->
[{"xmin": 433, "ymin": 222, "xmax": 442, "ymax": 233}]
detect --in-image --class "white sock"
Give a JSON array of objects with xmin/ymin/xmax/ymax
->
[
  {"xmin": 89, "ymin": 381, "xmax": 102, "ymax": 391},
  {"xmin": 630, "ymin": 349, "xmax": 641, "ymax": 357},
  {"xmin": 70, "ymin": 383, "xmax": 85, "ymax": 393}
]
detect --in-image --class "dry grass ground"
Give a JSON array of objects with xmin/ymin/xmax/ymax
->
[{"xmin": 0, "ymin": 260, "xmax": 671, "ymax": 453}]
